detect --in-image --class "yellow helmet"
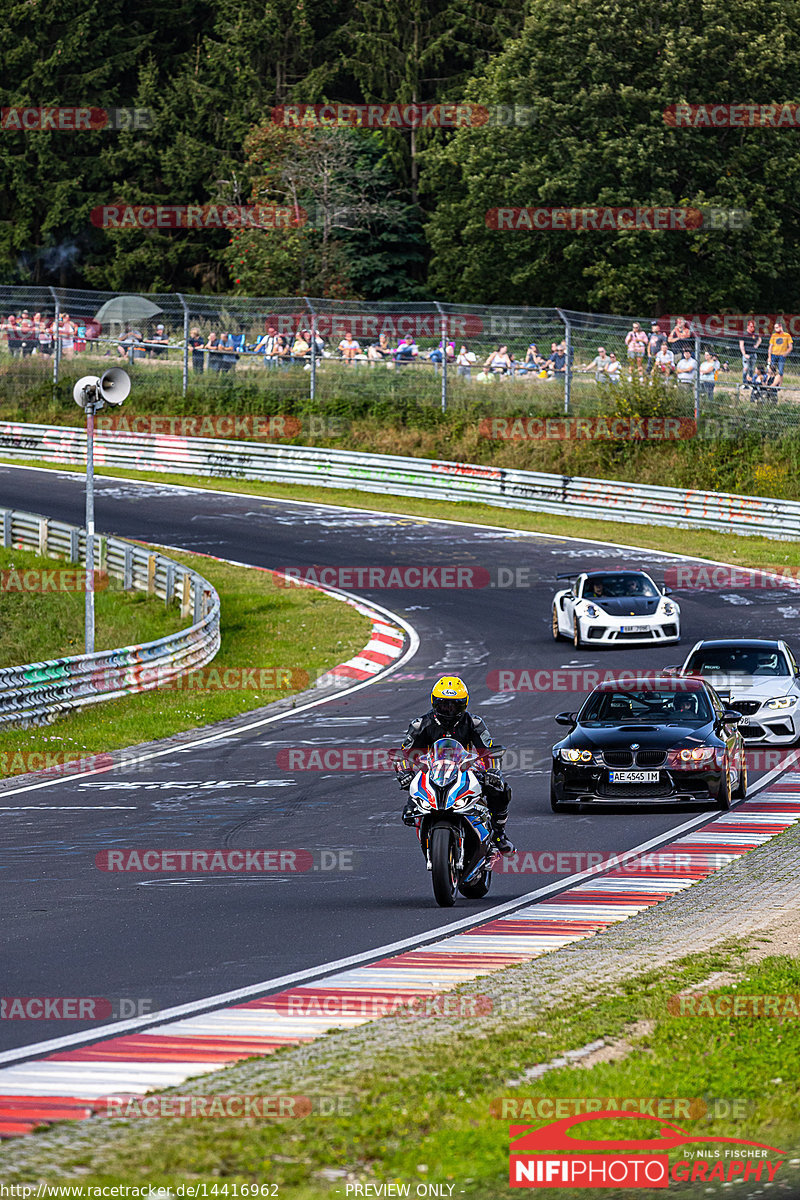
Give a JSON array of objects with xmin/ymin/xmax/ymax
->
[{"xmin": 430, "ymin": 675, "xmax": 469, "ymax": 728}]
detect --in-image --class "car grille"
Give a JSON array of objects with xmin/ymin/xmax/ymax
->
[
  {"xmin": 740, "ymin": 725, "xmax": 766, "ymax": 740},
  {"xmin": 601, "ymin": 750, "xmax": 667, "ymax": 767},
  {"xmin": 731, "ymin": 700, "xmax": 760, "ymax": 715},
  {"xmin": 598, "ymin": 780, "xmax": 672, "ymax": 798},
  {"xmin": 662, "ymin": 624, "xmax": 678, "ymax": 636},
  {"xmin": 603, "ymin": 751, "xmax": 634, "ymax": 767}
]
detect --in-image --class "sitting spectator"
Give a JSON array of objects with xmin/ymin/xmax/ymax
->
[
  {"xmin": 456, "ymin": 344, "xmax": 477, "ymax": 378},
  {"xmin": 338, "ymin": 332, "xmax": 360, "ymax": 364},
  {"xmin": 675, "ymin": 347, "xmax": 697, "ymax": 384},
  {"xmin": 624, "ymin": 321, "xmax": 648, "ymax": 380},
  {"xmin": 767, "ymin": 320, "xmax": 793, "ymax": 386},
  {"xmin": 584, "ymin": 346, "xmax": 610, "ymax": 380},
  {"xmin": 654, "ymin": 344, "xmax": 676, "ymax": 377},
  {"xmin": 699, "ymin": 350, "xmax": 717, "ymax": 397},
  {"xmin": 188, "ymin": 327, "xmax": 205, "ymax": 373},
  {"xmin": 368, "ymin": 333, "xmax": 393, "ymax": 365},
  {"xmin": 291, "ymin": 330, "xmax": 310, "ymax": 363},
  {"xmin": 547, "ymin": 341, "xmax": 567, "ymax": 376},
  {"xmin": 273, "ymin": 334, "xmax": 291, "ymax": 368},
  {"xmin": 117, "ymin": 328, "xmax": 144, "ymax": 360},
  {"xmin": 524, "ymin": 342, "xmax": 546, "ymax": 371},
  {"xmin": 395, "ymin": 335, "xmax": 419, "ymax": 365},
  {"xmin": 605, "ymin": 352, "xmax": 621, "ymax": 383},
  {"xmin": 484, "ymin": 344, "xmax": 511, "ymax": 374},
  {"xmin": 149, "ymin": 323, "xmax": 169, "ymax": 358},
  {"xmin": 762, "ymin": 362, "xmax": 782, "ymax": 398}
]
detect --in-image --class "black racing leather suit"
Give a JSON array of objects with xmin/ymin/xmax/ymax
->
[{"xmin": 395, "ymin": 710, "xmax": 512, "ymax": 829}]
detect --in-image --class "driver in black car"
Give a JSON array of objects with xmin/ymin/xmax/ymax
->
[{"xmin": 393, "ymin": 675, "xmax": 515, "ymax": 853}]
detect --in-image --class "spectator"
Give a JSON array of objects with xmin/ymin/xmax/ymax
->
[
  {"xmin": 395, "ymin": 335, "xmax": 419, "ymax": 365},
  {"xmin": 668, "ymin": 316, "xmax": 694, "ymax": 356},
  {"xmin": 646, "ymin": 321, "xmax": 667, "ymax": 375},
  {"xmin": 253, "ymin": 324, "xmax": 277, "ymax": 366},
  {"xmin": 6, "ymin": 315, "xmax": 21, "ymax": 357},
  {"xmin": 676, "ymin": 347, "xmax": 697, "ymax": 384},
  {"xmin": 273, "ymin": 334, "xmax": 291, "ymax": 368},
  {"xmin": 37, "ymin": 318, "xmax": 54, "ymax": 356},
  {"xmin": 149, "ymin": 323, "xmax": 169, "ymax": 358},
  {"xmin": 18, "ymin": 311, "xmax": 36, "ymax": 357},
  {"xmin": 205, "ymin": 331, "xmax": 224, "ymax": 372},
  {"xmin": 217, "ymin": 332, "xmax": 238, "ymax": 372},
  {"xmin": 368, "ymin": 333, "xmax": 393, "ymax": 365},
  {"xmin": 524, "ymin": 342, "xmax": 546, "ymax": 372},
  {"xmin": 456, "ymin": 344, "xmax": 477, "ymax": 378},
  {"xmin": 699, "ymin": 350, "xmax": 717, "ymax": 397},
  {"xmin": 654, "ymin": 344, "xmax": 676, "ymax": 377},
  {"xmin": 117, "ymin": 328, "xmax": 144, "ymax": 361},
  {"xmin": 59, "ymin": 313, "xmax": 75, "ymax": 359},
  {"xmin": 338, "ymin": 332, "xmax": 360, "ymax": 364},
  {"xmin": 291, "ymin": 330, "xmax": 310, "ymax": 363},
  {"xmin": 739, "ymin": 319, "xmax": 762, "ymax": 383},
  {"xmin": 547, "ymin": 341, "xmax": 567, "ymax": 376},
  {"xmin": 624, "ymin": 321, "xmax": 648, "ymax": 379},
  {"xmin": 484, "ymin": 344, "xmax": 511, "ymax": 374},
  {"xmin": 767, "ymin": 320, "xmax": 793, "ymax": 385},
  {"xmin": 188, "ymin": 327, "xmax": 205, "ymax": 373},
  {"xmin": 85, "ymin": 318, "xmax": 102, "ymax": 351},
  {"xmin": 605, "ymin": 352, "xmax": 621, "ymax": 383},
  {"xmin": 584, "ymin": 346, "xmax": 610, "ymax": 380}
]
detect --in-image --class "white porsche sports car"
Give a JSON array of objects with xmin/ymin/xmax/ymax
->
[
  {"xmin": 552, "ymin": 569, "xmax": 681, "ymax": 648},
  {"xmin": 670, "ymin": 639, "xmax": 800, "ymax": 745}
]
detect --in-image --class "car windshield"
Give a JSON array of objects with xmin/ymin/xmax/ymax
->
[
  {"xmin": 684, "ymin": 647, "xmax": 789, "ymax": 677},
  {"xmin": 428, "ymin": 738, "xmax": 469, "ymax": 765},
  {"xmin": 580, "ymin": 688, "xmax": 713, "ymax": 724},
  {"xmin": 582, "ymin": 573, "xmax": 659, "ymax": 599}
]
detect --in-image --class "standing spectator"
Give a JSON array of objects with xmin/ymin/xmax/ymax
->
[
  {"xmin": 605, "ymin": 352, "xmax": 621, "ymax": 383},
  {"xmin": 188, "ymin": 327, "xmax": 205, "ymax": 373},
  {"xmin": 646, "ymin": 321, "xmax": 667, "ymax": 375},
  {"xmin": 59, "ymin": 313, "xmax": 75, "ymax": 359},
  {"xmin": 149, "ymin": 323, "xmax": 169, "ymax": 358},
  {"xmin": 668, "ymin": 316, "xmax": 693, "ymax": 356},
  {"xmin": 699, "ymin": 350, "xmax": 717, "ymax": 397},
  {"xmin": 74, "ymin": 320, "xmax": 87, "ymax": 355},
  {"xmin": 273, "ymin": 334, "xmax": 291, "ymax": 368},
  {"xmin": 624, "ymin": 321, "xmax": 648, "ymax": 379},
  {"xmin": 584, "ymin": 346, "xmax": 610, "ymax": 380},
  {"xmin": 767, "ymin": 320, "xmax": 793, "ymax": 385},
  {"xmin": 205, "ymin": 331, "xmax": 223, "ymax": 372},
  {"xmin": 19, "ymin": 311, "xmax": 36, "ymax": 356},
  {"xmin": 676, "ymin": 347, "xmax": 698, "ymax": 384},
  {"xmin": 6, "ymin": 315, "xmax": 21, "ymax": 357},
  {"xmin": 456, "ymin": 344, "xmax": 477, "ymax": 378},
  {"xmin": 217, "ymin": 332, "xmax": 238, "ymax": 372},
  {"xmin": 338, "ymin": 332, "xmax": 360, "ymax": 364},
  {"xmin": 37, "ymin": 318, "xmax": 54, "ymax": 356},
  {"xmin": 253, "ymin": 324, "xmax": 277, "ymax": 366},
  {"xmin": 738, "ymin": 319, "xmax": 762, "ymax": 383}
]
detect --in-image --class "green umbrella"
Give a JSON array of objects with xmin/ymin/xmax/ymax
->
[{"xmin": 93, "ymin": 296, "xmax": 163, "ymax": 324}]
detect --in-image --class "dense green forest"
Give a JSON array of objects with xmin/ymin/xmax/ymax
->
[{"xmin": 2, "ymin": 0, "xmax": 800, "ymax": 311}]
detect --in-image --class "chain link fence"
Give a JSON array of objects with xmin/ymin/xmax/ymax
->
[{"xmin": 1, "ymin": 287, "xmax": 798, "ymax": 436}]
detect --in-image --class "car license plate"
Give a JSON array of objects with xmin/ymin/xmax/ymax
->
[
  {"xmin": 609, "ymin": 770, "xmax": 660, "ymax": 783},
  {"xmin": 621, "ymin": 625, "xmax": 648, "ymax": 633}
]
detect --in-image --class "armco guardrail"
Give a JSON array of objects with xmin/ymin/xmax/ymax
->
[
  {"xmin": 0, "ymin": 505, "xmax": 220, "ymax": 726},
  {"xmin": 0, "ymin": 421, "xmax": 796, "ymax": 541}
]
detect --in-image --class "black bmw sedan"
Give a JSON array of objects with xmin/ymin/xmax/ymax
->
[{"xmin": 550, "ymin": 677, "xmax": 745, "ymax": 811}]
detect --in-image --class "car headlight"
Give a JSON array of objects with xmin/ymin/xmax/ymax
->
[
  {"xmin": 765, "ymin": 696, "xmax": 796, "ymax": 709},
  {"xmin": 559, "ymin": 748, "xmax": 594, "ymax": 763},
  {"xmin": 584, "ymin": 604, "xmax": 599, "ymax": 618},
  {"xmin": 661, "ymin": 602, "xmax": 675, "ymax": 616},
  {"xmin": 667, "ymin": 746, "xmax": 717, "ymax": 768}
]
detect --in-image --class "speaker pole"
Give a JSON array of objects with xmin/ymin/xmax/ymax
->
[{"xmin": 85, "ymin": 395, "xmax": 96, "ymax": 655}]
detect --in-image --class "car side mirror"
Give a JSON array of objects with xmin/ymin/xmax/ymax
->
[
  {"xmin": 662, "ymin": 586, "xmax": 673, "ymax": 595},
  {"xmin": 565, "ymin": 590, "xmax": 574, "ymax": 599},
  {"xmin": 662, "ymin": 666, "xmax": 678, "ymax": 676},
  {"xmin": 720, "ymin": 709, "xmax": 742, "ymax": 725},
  {"xmin": 555, "ymin": 711, "xmax": 578, "ymax": 726}
]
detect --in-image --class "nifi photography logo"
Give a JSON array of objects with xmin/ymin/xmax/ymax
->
[{"xmin": 507, "ymin": 1111, "xmax": 785, "ymax": 1188}]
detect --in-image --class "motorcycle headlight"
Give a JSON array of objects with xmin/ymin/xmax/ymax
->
[
  {"xmin": 559, "ymin": 748, "xmax": 593, "ymax": 763},
  {"xmin": 766, "ymin": 696, "xmax": 796, "ymax": 709}
]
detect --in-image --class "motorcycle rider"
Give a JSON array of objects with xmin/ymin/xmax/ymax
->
[{"xmin": 394, "ymin": 675, "xmax": 515, "ymax": 853}]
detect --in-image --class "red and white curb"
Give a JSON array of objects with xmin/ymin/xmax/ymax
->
[{"xmin": 2, "ymin": 783, "xmax": 800, "ymax": 1137}]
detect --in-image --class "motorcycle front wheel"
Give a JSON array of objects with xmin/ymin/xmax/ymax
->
[{"xmin": 430, "ymin": 825, "xmax": 458, "ymax": 907}]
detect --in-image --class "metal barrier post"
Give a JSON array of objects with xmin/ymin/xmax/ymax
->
[
  {"xmin": 434, "ymin": 302, "xmax": 447, "ymax": 413},
  {"xmin": 178, "ymin": 294, "xmax": 190, "ymax": 397},
  {"xmin": 49, "ymin": 287, "xmax": 61, "ymax": 389},
  {"xmin": 557, "ymin": 308, "xmax": 571, "ymax": 414},
  {"xmin": 305, "ymin": 297, "xmax": 317, "ymax": 402}
]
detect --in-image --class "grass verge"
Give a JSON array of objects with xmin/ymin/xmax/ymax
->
[{"xmin": 0, "ymin": 540, "xmax": 370, "ymax": 778}]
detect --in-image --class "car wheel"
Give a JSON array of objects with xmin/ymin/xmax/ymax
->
[
  {"xmin": 732, "ymin": 746, "xmax": 748, "ymax": 800},
  {"xmin": 715, "ymin": 763, "xmax": 733, "ymax": 810},
  {"xmin": 573, "ymin": 618, "xmax": 583, "ymax": 649},
  {"xmin": 552, "ymin": 606, "xmax": 562, "ymax": 641}
]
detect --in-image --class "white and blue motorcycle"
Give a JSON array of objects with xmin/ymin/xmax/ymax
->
[{"xmin": 405, "ymin": 737, "xmax": 497, "ymax": 906}]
